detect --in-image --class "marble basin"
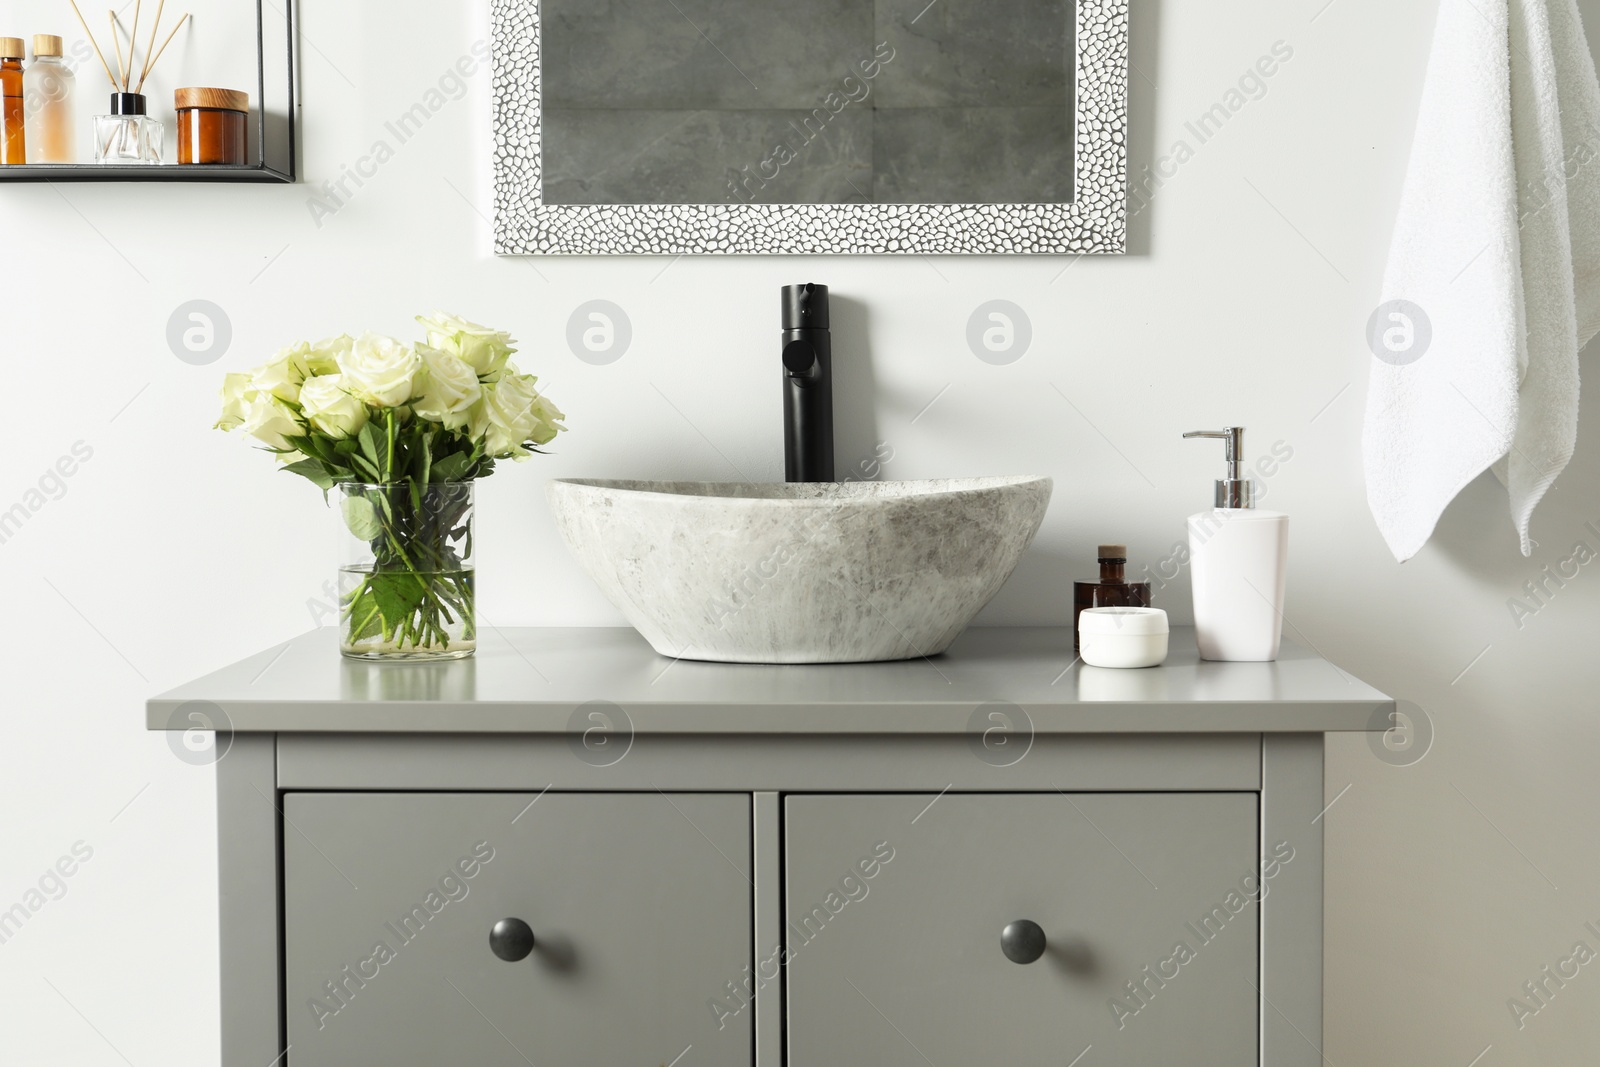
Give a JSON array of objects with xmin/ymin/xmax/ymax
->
[{"xmin": 546, "ymin": 477, "xmax": 1052, "ymax": 663}]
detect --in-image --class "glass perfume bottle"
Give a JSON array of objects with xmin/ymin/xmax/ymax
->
[
  {"xmin": 94, "ymin": 92, "xmax": 162, "ymax": 164},
  {"xmin": 1072, "ymin": 544, "xmax": 1153, "ymax": 652},
  {"xmin": 22, "ymin": 35, "xmax": 74, "ymax": 163},
  {"xmin": 0, "ymin": 38, "xmax": 24, "ymax": 164}
]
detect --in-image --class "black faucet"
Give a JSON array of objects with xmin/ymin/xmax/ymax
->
[{"xmin": 781, "ymin": 283, "xmax": 834, "ymax": 482}]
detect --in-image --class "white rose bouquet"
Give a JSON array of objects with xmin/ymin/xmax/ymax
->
[{"xmin": 216, "ymin": 313, "xmax": 566, "ymax": 659}]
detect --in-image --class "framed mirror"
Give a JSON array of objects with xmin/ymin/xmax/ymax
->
[{"xmin": 491, "ymin": 0, "xmax": 1128, "ymax": 254}]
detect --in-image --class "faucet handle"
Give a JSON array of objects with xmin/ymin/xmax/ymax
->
[{"xmin": 781, "ymin": 283, "xmax": 830, "ymax": 330}]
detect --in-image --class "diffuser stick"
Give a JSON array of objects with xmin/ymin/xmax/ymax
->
[
  {"xmin": 138, "ymin": 0, "xmax": 166, "ymax": 88},
  {"xmin": 127, "ymin": 0, "xmax": 141, "ymax": 92},
  {"xmin": 109, "ymin": 11, "xmax": 126, "ymax": 91},
  {"xmin": 67, "ymin": 0, "xmax": 118, "ymax": 88},
  {"xmin": 137, "ymin": 12, "xmax": 188, "ymax": 93}
]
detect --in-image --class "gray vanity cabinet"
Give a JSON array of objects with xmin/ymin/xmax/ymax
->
[
  {"xmin": 281, "ymin": 792, "xmax": 754, "ymax": 1067},
  {"xmin": 148, "ymin": 626, "xmax": 1394, "ymax": 1067},
  {"xmin": 783, "ymin": 793, "xmax": 1260, "ymax": 1066}
]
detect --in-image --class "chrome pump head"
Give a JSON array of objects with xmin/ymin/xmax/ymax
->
[{"xmin": 1183, "ymin": 427, "xmax": 1254, "ymax": 508}]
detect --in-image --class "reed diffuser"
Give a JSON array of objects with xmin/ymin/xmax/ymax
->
[{"xmin": 68, "ymin": 0, "xmax": 189, "ymax": 164}]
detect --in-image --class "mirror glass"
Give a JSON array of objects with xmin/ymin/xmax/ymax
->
[{"xmin": 540, "ymin": 0, "xmax": 1076, "ymax": 205}]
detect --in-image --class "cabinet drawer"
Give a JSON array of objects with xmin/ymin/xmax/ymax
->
[
  {"xmin": 784, "ymin": 793, "xmax": 1260, "ymax": 1066},
  {"xmin": 284, "ymin": 792, "xmax": 753, "ymax": 1067}
]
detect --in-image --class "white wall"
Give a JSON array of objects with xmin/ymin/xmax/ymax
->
[{"xmin": 2, "ymin": 0, "xmax": 1598, "ymax": 1062}]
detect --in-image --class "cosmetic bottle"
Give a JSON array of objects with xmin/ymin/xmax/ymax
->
[
  {"xmin": 94, "ymin": 93, "xmax": 162, "ymax": 164},
  {"xmin": 1182, "ymin": 427, "xmax": 1288, "ymax": 661},
  {"xmin": 0, "ymin": 39, "xmax": 23, "ymax": 164},
  {"xmin": 22, "ymin": 35, "xmax": 74, "ymax": 163},
  {"xmin": 1071, "ymin": 544, "xmax": 1151, "ymax": 651}
]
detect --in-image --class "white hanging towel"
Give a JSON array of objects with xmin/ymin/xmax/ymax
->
[{"xmin": 1363, "ymin": 0, "xmax": 1600, "ymax": 561}]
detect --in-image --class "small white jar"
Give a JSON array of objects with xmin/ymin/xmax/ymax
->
[{"xmin": 1078, "ymin": 607, "xmax": 1169, "ymax": 669}]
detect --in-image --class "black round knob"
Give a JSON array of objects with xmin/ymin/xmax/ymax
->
[
  {"xmin": 783, "ymin": 338, "xmax": 819, "ymax": 378},
  {"xmin": 490, "ymin": 918, "xmax": 536, "ymax": 962},
  {"xmin": 1001, "ymin": 920, "xmax": 1047, "ymax": 964}
]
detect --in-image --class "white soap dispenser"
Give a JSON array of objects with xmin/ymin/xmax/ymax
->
[{"xmin": 1182, "ymin": 427, "xmax": 1288, "ymax": 661}]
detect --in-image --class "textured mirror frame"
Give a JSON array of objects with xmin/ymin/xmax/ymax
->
[{"xmin": 490, "ymin": 0, "xmax": 1128, "ymax": 255}]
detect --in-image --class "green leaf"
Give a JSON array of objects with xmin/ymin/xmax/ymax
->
[
  {"xmin": 357, "ymin": 423, "xmax": 382, "ymax": 479},
  {"xmin": 431, "ymin": 453, "xmax": 471, "ymax": 483},
  {"xmin": 281, "ymin": 459, "xmax": 337, "ymax": 490},
  {"xmin": 341, "ymin": 583, "xmax": 385, "ymax": 643},
  {"xmin": 285, "ymin": 434, "xmax": 336, "ymax": 465},
  {"xmin": 368, "ymin": 570, "xmax": 428, "ymax": 637},
  {"xmin": 350, "ymin": 453, "xmax": 380, "ymax": 481},
  {"xmin": 342, "ymin": 494, "xmax": 382, "ymax": 541}
]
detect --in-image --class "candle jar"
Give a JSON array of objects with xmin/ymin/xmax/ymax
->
[
  {"xmin": 93, "ymin": 93, "xmax": 162, "ymax": 164},
  {"xmin": 175, "ymin": 87, "xmax": 247, "ymax": 165}
]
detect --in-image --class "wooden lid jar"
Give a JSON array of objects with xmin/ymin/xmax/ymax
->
[{"xmin": 175, "ymin": 87, "xmax": 248, "ymax": 165}]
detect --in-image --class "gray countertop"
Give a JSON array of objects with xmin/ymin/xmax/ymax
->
[{"xmin": 146, "ymin": 626, "xmax": 1393, "ymax": 735}]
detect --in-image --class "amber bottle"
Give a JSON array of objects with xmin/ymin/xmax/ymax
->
[
  {"xmin": 1072, "ymin": 544, "xmax": 1152, "ymax": 651},
  {"xmin": 0, "ymin": 39, "xmax": 24, "ymax": 165}
]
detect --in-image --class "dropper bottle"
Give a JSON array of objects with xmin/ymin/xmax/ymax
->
[{"xmin": 1072, "ymin": 544, "xmax": 1152, "ymax": 651}]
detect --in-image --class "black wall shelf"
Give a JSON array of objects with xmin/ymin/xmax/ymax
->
[
  {"xmin": 0, "ymin": 163, "xmax": 291, "ymax": 182},
  {"xmin": 0, "ymin": 0, "xmax": 295, "ymax": 183}
]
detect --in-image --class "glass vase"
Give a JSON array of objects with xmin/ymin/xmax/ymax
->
[{"xmin": 337, "ymin": 482, "xmax": 475, "ymax": 660}]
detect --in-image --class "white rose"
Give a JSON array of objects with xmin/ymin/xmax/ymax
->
[
  {"xmin": 469, "ymin": 376, "xmax": 532, "ymax": 457},
  {"xmin": 416, "ymin": 311, "xmax": 515, "ymax": 378},
  {"xmin": 471, "ymin": 373, "xmax": 564, "ymax": 457},
  {"xmin": 251, "ymin": 344, "xmax": 311, "ymax": 402},
  {"xmin": 239, "ymin": 392, "xmax": 302, "ymax": 452},
  {"xmin": 305, "ymin": 334, "xmax": 353, "ymax": 377},
  {"xmin": 412, "ymin": 346, "xmax": 482, "ymax": 430},
  {"xmin": 298, "ymin": 374, "xmax": 369, "ymax": 439},
  {"xmin": 216, "ymin": 372, "xmax": 254, "ymax": 430},
  {"xmin": 527, "ymin": 386, "xmax": 566, "ymax": 446},
  {"xmin": 336, "ymin": 332, "xmax": 421, "ymax": 408}
]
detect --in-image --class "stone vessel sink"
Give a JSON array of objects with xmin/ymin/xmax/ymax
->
[{"xmin": 546, "ymin": 477, "xmax": 1052, "ymax": 664}]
